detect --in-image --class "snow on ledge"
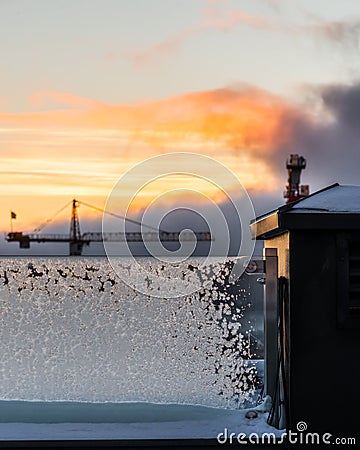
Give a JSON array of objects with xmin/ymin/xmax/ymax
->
[
  {"xmin": 292, "ymin": 185, "xmax": 360, "ymax": 213},
  {"xmin": 0, "ymin": 398, "xmax": 284, "ymax": 441}
]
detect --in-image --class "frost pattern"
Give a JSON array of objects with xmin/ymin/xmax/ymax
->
[{"xmin": 0, "ymin": 257, "xmax": 262, "ymax": 409}]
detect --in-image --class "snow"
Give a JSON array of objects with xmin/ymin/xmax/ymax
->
[
  {"xmin": 292, "ymin": 185, "xmax": 360, "ymax": 212},
  {"xmin": 0, "ymin": 398, "xmax": 283, "ymax": 440}
]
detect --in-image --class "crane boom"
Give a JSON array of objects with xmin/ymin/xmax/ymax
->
[
  {"xmin": 82, "ymin": 231, "xmax": 211, "ymax": 242},
  {"xmin": 6, "ymin": 199, "xmax": 212, "ymax": 255},
  {"xmin": 7, "ymin": 231, "xmax": 211, "ymax": 244}
]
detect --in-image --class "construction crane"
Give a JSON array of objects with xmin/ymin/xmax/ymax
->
[
  {"xmin": 6, "ymin": 199, "xmax": 212, "ymax": 256},
  {"xmin": 283, "ymin": 154, "xmax": 310, "ymax": 203}
]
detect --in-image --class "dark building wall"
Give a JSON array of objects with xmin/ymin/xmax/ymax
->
[{"xmin": 288, "ymin": 230, "xmax": 360, "ymax": 437}]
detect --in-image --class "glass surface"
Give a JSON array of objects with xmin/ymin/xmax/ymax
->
[{"xmin": 0, "ymin": 256, "xmax": 265, "ymax": 440}]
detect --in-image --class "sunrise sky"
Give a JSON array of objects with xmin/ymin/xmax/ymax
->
[{"xmin": 1, "ymin": 0, "xmax": 360, "ymax": 239}]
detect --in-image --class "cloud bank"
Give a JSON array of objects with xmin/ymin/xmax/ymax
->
[{"xmin": 1, "ymin": 80, "xmax": 360, "ymax": 209}]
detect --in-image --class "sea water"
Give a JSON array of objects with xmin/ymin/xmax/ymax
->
[{"xmin": 0, "ymin": 257, "xmax": 268, "ymax": 440}]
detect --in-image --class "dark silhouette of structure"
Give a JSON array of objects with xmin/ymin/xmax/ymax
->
[
  {"xmin": 284, "ymin": 154, "xmax": 309, "ymax": 203},
  {"xmin": 6, "ymin": 199, "xmax": 211, "ymax": 256},
  {"xmin": 252, "ymin": 183, "xmax": 360, "ymax": 438}
]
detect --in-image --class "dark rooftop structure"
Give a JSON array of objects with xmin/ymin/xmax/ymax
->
[
  {"xmin": 253, "ymin": 183, "xmax": 360, "ymax": 239},
  {"xmin": 252, "ymin": 183, "xmax": 360, "ymax": 439}
]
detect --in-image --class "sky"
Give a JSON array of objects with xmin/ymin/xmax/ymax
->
[{"xmin": 1, "ymin": 0, "xmax": 360, "ymax": 253}]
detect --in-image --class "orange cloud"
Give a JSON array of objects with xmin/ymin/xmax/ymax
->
[
  {"xmin": 123, "ymin": 3, "xmax": 355, "ymax": 68},
  {"xmin": 124, "ymin": 3, "xmax": 272, "ymax": 67},
  {"xmin": 201, "ymin": 6, "xmax": 271, "ymax": 32},
  {"xmin": 0, "ymin": 86, "xmax": 301, "ymax": 155},
  {"xmin": 125, "ymin": 28, "xmax": 195, "ymax": 67},
  {"xmin": 0, "ymin": 85, "xmax": 309, "ymax": 228}
]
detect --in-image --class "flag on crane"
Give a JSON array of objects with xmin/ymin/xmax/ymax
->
[{"xmin": 11, "ymin": 211, "xmax": 16, "ymax": 219}]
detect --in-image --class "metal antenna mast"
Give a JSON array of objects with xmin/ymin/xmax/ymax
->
[{"xmin": 283, "ymin": 154, "xmax": 309, "ymax": 203}]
